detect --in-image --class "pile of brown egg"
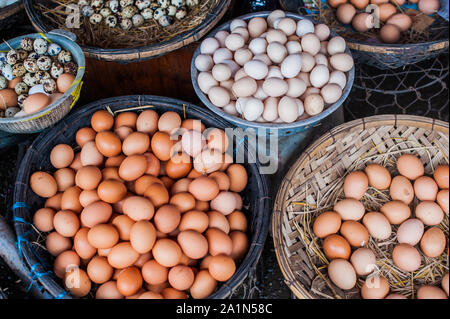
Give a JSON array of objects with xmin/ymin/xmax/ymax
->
[
  {"xmin": 313, "ymin": 154, "xmax": 448, "ymax": 299},
  {"xmin": 29, "ymin": 109, "xmax": 250, "ymax": 299}
]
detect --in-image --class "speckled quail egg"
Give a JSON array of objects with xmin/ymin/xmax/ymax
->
[
  {"xmin": 34, "ymin": 71, "xmax": 51, "ymax": 84},
  {"xmin": 168, "ymin": 5, "xmax": 177, "ymax": 16},
  {"xmin": 51, "ymin": 62, "xmax": 64, "ymax": 79},
  {"xmin": 105, "ymin": 15, "xmax": 118, "ymax": 27},
  {"xmin": 120, "ymin": 0, "xmax": 134, "ymax": 7},
  {"xmin": 141, "ymin": 8, "xmax": 153, "ymax": 19},
  {"xmin": 58, "ymin": 50, "xmax": 72, "ymax": 64},
  {"xmin": 12, "ymin": 63, "xmax": 26, "ymax": 77},
  {"xmin": 6, "ymin": 50, "xmax": 19, "ymax": 65},
  {"xmin": 1, "ymin": 64, "xmax": 14, "ymax": 81},
  {"xmin": 28, "ymin": 52, "xmax": 40, "ymax": 60},
  {"xmin": 23, "ymin": 73, "xmax": 38, "ymax": 86},
  {"xmin": 158, "ymin": 0, "xmax": 170, "ymax": 9},
  {"xmin": 108, "ymin": 0, "xmax": 120, "ymax": 13},
  {"xmin": 158, "ymin": 15, "xmax": 173, "ymax": 27},
  {"xmin": 0, "ymin": 52, "xmax": 6, "ymax": 64},
  {"xmin": 37, "ymin": 56, "xmax": 52, "ymax": 71},
  {"xmin": 120, "ymin": 18, "xmax": 133, "ymax": 30},
  {"xmin": 186, "ymin": 0, "xmax": 198, "ymax": 7},
  {"xmin": 136, "ymin": 0, "xmax": 151, "ymax": 10},
  {"xmin": 154, "ymin": 7, "xmax": 166, "ymax": 20},
  {"xmin": 64, "ymin": 62, "xmax": 78, "ymax": 75},
  {"xmin": 0, "ymin": 76, "xmax": 7, "ymax": 89},
  {"xmin": 132, "ymin": 14, "xmax": 144, "ymax": 27},
  {"xmin": 34, "ymin": 39, "xmax": 48, "ymax": 55},
  {"xmin": 43, "ymin": 78, "xmax": 58, "ymax": 94},
  {"xmin": 5, "ymin": 107, "xmax": 21, "ymax": 118},
  {"xmin": 81, "ymin": 5, "xmax": 95, "ymax": 17},
  {"xmin": 172, "ymin": 0, "xmax": 185, "ymax": 7},
  {"xmin": 91, "ymin": 0, "xmax": 104, "ymax": 10},
  {"xmin": 175, "ymin": 7, "xmax": 187, "ymax": 19},
  {"xmin": 121, "ymin": 5, "xmax": 138, "ymax": 18},
  {"xmin": 17, "ymin": 94, "xmax": 28, "ymax": 107},
  {"xmin": 78, "ymin": 0, "xmax": 89, "ymax": 6},
  {"xmin": 100, "ymin": 7, "xmax": 112, "ymax": 17},
  {"xmin": 20, "ymin": 38, "xmax": 34, "ymax": 52},
  {"xmin": 17, "ymin": 50, "xmax": 28, "ymax": 61},
  {"xmin": 24, "ymin": 58, "xmax": 39, "ymax": 73},
  {"xmin": 47, "ymin": 43, "xmax": 62, "ymax": 56},
  {"xmin": 90, "ymin": 13, "xmax": 103, "ymax": 24},
  {"xmin": 14, "ymin": 82, "xmax": 28, "ymax": 95}
]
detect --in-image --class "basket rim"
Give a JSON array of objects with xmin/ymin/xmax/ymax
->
[
  {"xmin": 272, "ymin": 114, "xmax": 449, "ymax": 299},
  {"xmin": 0, "ymin": 0, "xmax": 23, "ymax": 19},
  {"xmin": 23, "ymin": 0, "xmax": 231, "ymax": 62},
  {"xmin": 13, "ymin": 95, "xmax": 272, "ymax": 299},
  {"xmin": 190, "ymin": 11, "xmax": 355, "ymax": 132},
  {"xmin": 0, "ymin": 32, "xmax": 85, "ymax": 126}
]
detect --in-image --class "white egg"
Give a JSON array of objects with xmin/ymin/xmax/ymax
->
[
  {"xmin": 195, "ymin": 54, "xmax": 214, "ymax": 72},
  {"xmin": 301, "ymin": 87, "xmax": 321, "ymax": 100},
  {"xmin": 254, "ymin": 81, "xmax": 269, "ymax": 100},
  {"xmin": 244, "ymin": 60, "xmax": 269, "ymax": 80},
  {"xmin": 234, "ymin": 68, "xmax": 248, "ymax": 81},
  {"xmin": 263, "ymin": 97, "xmax": 279, "ymax": 122},
  {"xmin": 330, "ymin": 53, "xmax": 354, "ymax": 72},
  {"xmin": 263, "ymin": 78, "xmax": 289, "ymax": 97},
  {"xmin": 310, "ymin": 65, "xmax": 330, "ymax": 88},
  {"xmin": 223, "ymin": 101, "xmax": 238, "ymax": 116},
  {"xmin": 300, "ymin": 52, "xmax": 316, "ymax": 72},
  {"xmin": 220, "ymin": 79, "xmax": 234, "ymax": 91},
  {"xmin": 304, "ymin": 94, "xmax": 324, "ymax": 116},
  {"xmin": 327, "ymin": 36, "xmax": 347, "ymax": 55},
  {"xmin": 253, "ymin": 54, "xmax": 272, "ymax": 66},
  {"xmin": 296, "ymin": 19, "xmax": 315, "ymax": 37},
  {"xmin": 212, "ymin": 64, "xmax": 232, "ymax": 82},
  {"xmin": 281, "ymin": 54, "xmax": 302, "ymax": 79},
  {"xmin": 232, "ymin": 77, "xmax": 257, "ymax": 97},
  {"xmin": 276, "ymin": 18, "xmax": 297, "ymax": 36},
  {"xmin": 286, "ymin": 41, "xmax": 302, "ymax": 54},
  {"xmin": 301, "ymin": 33, "xmax": 321, "ymax": 56},
  {"xmin": 236, "ymin": 97, "xmax": 250, "ymax": 114},
  {"xmin": 315, "ymin": 53, "xmax": 329, "ymax": 67},
  {"xmin": 248, "ymin": 38, "xmax": 268, "ymax": 55},
  {"xmin": 267, "ymin": 10, "xmax": 286, "ymax": 28},
  {"xmin": 321, "ymin": 83, "xmax": 342, "ymax": 104},
  {"xmin": 315, "ymin": 24, "xmax": 330, "ymax": 41},
  {"xmin": 329, "ymin": 71, "xmax": 347, "ymax": 89},
  {"xmin": 208, "ymin": 86, "xmax": 231, "ymax": 107},
  {"xmin": 213, "ymin": 48, "xmax": 233, "ymax": 64},
  {"xmin": 234, "ymin": 48, "xmax": 253, "ymax": 66},
  {"xmin": 296, "ymin": 99, "xmax": 305, "ymax": 117},
  {"xmin": 266, "ymin": 66, "xmax": 283, "ymax": 79},
  {"xmin": 297, "ymin": 72, "xmax": 311, "ymax": 86},
  {"xmin": 267, "ymin": 42, "xmax": 287, "ymax": 64},
  {"xmin": 214, "ymin": 30, "xmax": 230, "ymax": 47},
  {"xmin": 278, "ymin": 96, "xmax": 299, "ymax": 123},
  {"xmin": 221, "ymin": 60, "xmax": 240, "ymax": 77},
  {"xmin": 230, "ymin": 19, "xmax": 247, "ymax": 32},
  {"xmin": 286, "ymin": 78, "xmax": 307, "ymax": 98},
  {"xmin": 225, "ymin": 34, "xmax": 245, "ymax": 51},
  {"xmin": 242, "ymin": 98, "xmax": 264, "ymax": 121},
  {"xmin": 200, "ymin": 38, "xmax": 220, "ymax": 54},
  {"xmin": 197, "ymin": 72, "xmax": 218, "ymax": 94},
  {"xmin": 266, "ymin": 30, "xmax": 287, "ymax": 44},
  {"xmin": 232, "ymin": 27, "xmax": 250, "ymax": 43}
]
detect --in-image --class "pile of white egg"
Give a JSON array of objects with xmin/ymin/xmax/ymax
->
[
  {"xmin": 194, "ymin": 10, "xmax": 354, "ymax": 124},
  {"xmin": 78, "ymin": 0, "xmax": 199, "ymax": 30}
]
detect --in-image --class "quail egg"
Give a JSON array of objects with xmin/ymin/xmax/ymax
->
[
  {"xmin": 158, "ymin": 0, "xmax": 170, "ymax": 8},
  {"xmin": 0, "ymin": 52, "xmax": 6, "ymax": 64},
  {"xmin": 100, "ymin": 7, "xmax": 112, "ymax": 17},
  {"xmin": 120, "ymin": 0, "xmax": 134, "ymax": 7},
  {"xmin": 0, "ymin": 76, "xmax": 7, "ymax": 90},
  {"xmin": 17, "ymin": 50, "xmax": 28, "ymax": 61},
  {"xmin": 108, "ymin": 0, "xmax": 120, "ymax": 13},
  {"xmin": 15, "ymin": 82, "xmax": 29, "ymax": 95},
  {"xmin": 132, "ymin": 14, "xmax": 144, "ymax": 27},
  {"xmin": 175, "ymin": 7, "xmax": 187, "ymax": 19},
  {"xmin": 28, "ymin": 52, "xmax": 40, "ymax": 60},
  {"xmin": 90, "ymin": 13, "xmax": 103, "ymax": 24},
  {"xmin": 5, "ymin": 107, "xmax": 21, "ymax": 118},
  {"xmin": 64, "ymin": 62, "xmax": 78, "ymax": 75},
  {"xmin": 141, "ymin": 8, "xmax": 153, "ymax": 19},
  {"xmin": 78, "ymin": 0, "xmax": 89, "ymax": 5},
  {"xmin": 37, "ymin": 56, "xmax": 52, "ymax": 71},
  {"xmin": 186, "ymin": 0, "xmax": 198, "ymax": 7},
  {"xmin": 91, "ymin": 0, "xmax": 104, "ymax": 10},
  {"xmin": 1, "ymin": 64, "xmax": 14, "ymax": 81},
  {"xmin": 154, "ymin": 8, "xmax": 166, "ymax": 20},
  {"xmin": 20, "ymin": 38, "xmax": 34, "ymax": 52},
  {"xmin": 121, "ymin": 5, "xmax": 138, "ymax": 19},
  {"xmin": 120, "ymin": 18, "xmax": 133, "ymax": 30},
  {"xmin": 150, "ymin": 2, "xmax": 159, "ymax": 10},
  {"xmin": 12, "ymin": 63, "xmax": 26, "ymax": 77},
  {"xmin": 34, "ymin": 71, "xmax": 51, "ymax": 84},
  {"xmin": 168, "ymin": 5, "xmax": 177, "ymax": 16},
  {"xmin": 105, "ymin": 15, "xmax": 118, "ymax": 27},
  {"xmin": 172, "ymin": 0, "xmax": 185, "ymax": 7},
  {"xmin": 81, "ymin": 5, "xmax": 95, "ymax": 17},
  {"xmin": 17, "ymin": 94, "xmax": 28, "ymax": 107},
  {"xmin": 58, "ymin": 50, "xmax": 72, "ymax": 64},
  {"xmin": 51, "ymin": 62, "xmax": 64, "ymax": 79},
  {"xmin": 158, "ymin": 15, "xmax": 173, "ymax": 27},
  {"xmin": 23, "ymin": 72, "xmax": 38, "ymax": 86},
  {"xmin": 136, "ymin": 0, "xmax": 151, "ymax": 10},
  {"xmin": 47, "ymin": 43, "xmax": 62, "ymax": 56},
  {"xmin": 34, "ymin": 39, "xmax": 49, "ymax": 55},
  {"xmin": 43, "ymin": 78, "xmax": 58, "ymax": 94},
  {"xmin": 24, "ymin": 58, "xmax": 39, "ymax": 73},
  {"xmin": 6, "ymin": 50, "xmax": 19, "ymax": 65}
]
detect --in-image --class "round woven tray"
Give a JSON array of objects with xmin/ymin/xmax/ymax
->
[
  {"xmin": 23, "ymin": 0, "xmax": 231, "ymax": 63},
  {"xmin": 273, "ymin": 114, "xmax": 449, "ymax": 299}
]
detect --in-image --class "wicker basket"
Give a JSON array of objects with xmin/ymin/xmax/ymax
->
[
  {"xmin": 273, "ymin": 114, "xmax": 449, "ymax": 299},
  {"xmin": 24, "ymin": 0, "xmax": 231, "ymax": 63},
  {"xmin": 0, "ymin": 0, "xmax": 24, "ymax": 30},
  {"xmin": 0, "ymin": 31, "xmax": 85, "ymax": 134},
  {"xmin": 13, "ymin": 95, "xmax": 271, "ymax": 299}
]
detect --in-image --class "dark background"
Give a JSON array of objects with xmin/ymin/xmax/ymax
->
[{"xmin": 0, "ymin": 0, "xmax": 448, "ymax": 299}]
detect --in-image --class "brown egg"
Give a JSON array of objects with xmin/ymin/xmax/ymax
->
[
  {"xmin": 415, "ymin": 201, "xmax": 444, "ymax": 226},
  {"xmin": 115, "ymin": 126, "xmax": 133, "ymax": 141},
  {"xmin": 33, "ymin": 208, "xmax": 55, "ymax": 232},
  {"xmin": 130, "ymin": 221, "xmax": 156, "ymax": 254},
  {"xmin": 365, "ymin": 164, "xmax": 392, "ymax": 190},
  {"xmin": 87, "ymin": 256, "xmax": 113, "ymax": 284},
  {"xmin": 420, "ymin": 227, "xmax": 446, "ymax": 258},
  {"xmin": 80, "ymin": 141, "xmax": 104, "ymax": 167},
  {"xmin": 344, "ymin": 171, "xmax": 369, "ymax": 200},
  {"xmin": 108, "ymin": 242, "xmax": 140, "ymax": 269},
  {"xmin": 352, "ymin": 13, "xmax": 375, "ymax": 32},
  {"xmin": 227, "ymin": 211, "xmax": 248, "ymax": 232},
  {"xmin": 142, "ymin": 260, "xmax": 168, "ymax": 285},
  {"xmin": 154, "ymin": 205, "xmax": 181, "ymax": 234},
  {"xmin": 336, "ymin": 3, "xmax": 356, "ymax": 24},
  {"xmin": 45, "ymin": 193, "xmax": 63, "ymax": 211},
  {"xmin": 74, "ymin": 228, "xmax": 97, "ymax": 259},
  {"xmin": 123, "ymin": 196, "xmax": 155, "ymax": 221},
  {"xmin": 160, "ymin": 176, "xmax": 175, "ymax": 189},
  {"xmin": 87, "ymin": 224, "xmax": 119, "ymax": 249},
  {"xmin": 134, "ymin": 253, "xmax": 153, "ymax": 269},
  {"xmin": 139, "ymin": 291, "xmax": 164, "ymax": 299},
  {"xmin": 208, "ymin": 211, "xmax": 230, "ymax": 234},
  {"xmin": 313, "ymin": 211, "xmax": 342, "ymax": 238},
  {"xmin": 178, "ymin": 230, "xmax": 209, "ymax": 260},
  {"xmin": 327, "ymin": 259, "xmax": 357, "ymax": 290},
  {"xmin": 229, "ymin": 231, "xmax": 249, "ymax": 260},
  {"xmin": 30, "ymin": 171, "xmax": 58, "ymax": 198},
  {"xmin": 210, "ymin": 191, "xmax": 237, "ymax": 216},
  {"xmin": 323, "ymin": 234, "xmax": 351, "ymax": 260},
  {"xmin": 0, "ymin": 89, "xmax": 18, "ymax": 109},
  {"xmin": 392, "ymin": 244, "xmax": 422, "ymax": 272},
  {"xmin": 190, "ymin": 270, "xmax": 217, "ymax": 299},
  {"xmin": 111, "ymin": 215, "xmax": 135, "ymax": 241},
  {"xmin": 151, "ymin": 132, "xmax": 175, "ymax": 161},
  {"xmin": 417, "ymin": 285, "xmax": 448, "ymax": 299},
  {"xmin": 380, "ymin": 201, "xmax": 411, "ymax": 225},
  {"xmin": 170, "ymin": 192, "xmax": 196, "ymax": 213},
  {"xmin": 137, "ymin": 110, "xmax": 159, "ymax": 134},
  {"xmin": 95, "ymin": 281, "xmax": 124, "ymax": 299},
  {"xmin": 98, "ymin": 248, "xmax": 111, "ymax": 257},
  {"xmin": 361, "ymin": 276, "xmax": 390, "ymax": 299},
  {"xmin": 166, "ymin": 153, "xmax": 192, "ymax": 179},
  {"xmin": 188, "ymin": 177, "xmax": 220, "ymax": 201},
  {"xmin": 143, "ymin": 153, "xmax": 160, "ymax": 176},
  {"xmin": 334, "ymin": 199, "xmax": 365, "ymax": 221},
  {"xmin": 60, "ymin": 186, "xmax": 82, "ymax": 213},
  {"xmin": 53, "ymin": 168, "xmax": 75, "ymax": 192},
  {"xmin": 390, "ymin": 175, "xmax": 414, "ymax": 204},
  {"xmin": 144, "ymin": 183, "xmax": 170, "ymax": 208},
  {"xmin": 340, "ymin": 221, "xmax": 369, "ymax": 247},
  {"xmin": 97, "ymin": 180, "xmax": 127, "ymax": 204},
  {"xmin": 397, "ymin": 154, "xmax": 424, "ymax": 180},
  {"xmin": 206, "ymin": 129, "xmax": 229, "ymax": 153},
  {"xmin": 122, "ymin": 132, "xmax": 150, "ymax": 156},
  {"xmin": 182, "ymin": 119, "xmax": 205, "ymax": 132},
  {"xmin": 194, "ymin": 149, "xmax": 224, "ymax": 175},
  {"xmin": 54, "ymin": 250, "xmax": 80, "ymax": 278},
  {"xmin": 437, "ymin": 189, "xmax": 449, "ymax": 214},
  {"xmin": 208, "ymin": 255, "xmax": 236, "ymax": 282},
  {"xmin": 79, "ymin": 190, "xmax": 100, "ymax": 208},
  {"xmin": 158, "ymin": 111, "xmax": 181, "ymax": 134},
  {"xmin": 116, "ymin": 267, "xmax": 143, "ymax": 297},
  {"xmin": 57, "ymin": 73, "xmax": 75, "ymax": 93},
  {"xmin": 23, "ymin": 93, "xmax": 51, "ymax": 114},
  {"xmin": 162, "ymin": 288, "xmax": 188, "ymax": 299},
  {"xmin": 45, "ymin": 231, "xmax": 72, "ymax": 256},
  {"xmin": 75, "ymin": 166, "xmax": 102, "ymax": 190},
  {"xmin": 134, "ymin": 175, "xmax": 162, "ymax": 195},
  {"xmin": 329, "ymin": 0, "xmax": 347, "ymax": 7},
  {"xmin": 196, "ymin": 200, "xmax": 210, "ymax": 212},
  {"xmin": 53, "ymin": 210, "xmax": 80, "ymax": 237},
  {"xmin": 50, "ymin": 144, "xmax": 74, "ymax": 169},
  {"xmin": 114, "ymin": 112, "xmax": 138, "ymax": 130},
  {"xmin": 171, "ymin": 178, "xmax": 192, "ymax": 195},
  {"xmin": 442, "ymin": 273, "xmax": 449, "ymax": 296},
  {"xmin": 91, "ymin": 110, "xmax": 114, "ymax": 132},
  {"xmin": 95, "ymin": 131, "xmax": 122, "ymax": 157},
  {"xmin": 76, "ymin": 127, "xmax": 96, "ymax": 147},
  {"xmin": 350, "ymin": 247, "xmax": 376, "ymax": 276},
  {"xmin": 102, "ymin": 167, "xmax": 122, "ymax": 182},
  {"xmin": 414, "ymin": 176, "xmax": 438, "ymax": 201},
  {"xmin": 152, "ymin": 239, "xmax": 182, "ymax": 267},
  {"xmin": 350, "ymin": 0, "xmax": 369, "ymax": 8},
  {"xmin": 206, "ymin": 228, "xmax": 233, "ymax": 256},
  {"xmin": 397, "ymin": 219, "xmax": 424, "ymax": 246},
  {"xmin": 387, "ymin": 13, "xmax": 412, "ymax": 32},
  {"xmin": 377, "ymin": 3, "xmax": 397, "ymax": 21},
  {"xmin": 179, "ymin": 210, "xmax": 209, "ymax": 233},
  {"xmin": 208, "ymin": 171, "xmax": 231, "ymax": 191},
  {"xmin": 168, "ymin": 265, "xmax": 195, "ymax": 291},
  {"xmin": 119, "ymin": 155, "xmax": 148, "ymax": 181},
  {"xmin": 418, "ymin": 0, "xmax": 440, "ymax": 15},
  {"xmin": 70, "ymin": 153, "xmax": 83, "ymax": 171},
  {"xmin": 64, "ymin": 268, "xmax": 91, "ymax": 297},
  {"xmin": 80, "ymin": 201, "xmax": 113, "ymax": 228},
  {"xmin": 226, "ymin": 164, "xmax": 248, "ymax": 192},
  {"xmin": 434, "ymin": 164, "xmax": 449, "ymax": 189}
]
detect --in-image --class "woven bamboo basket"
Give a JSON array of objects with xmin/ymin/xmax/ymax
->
[
  {"xmin": 24, "ymin": 0, "xmax": 231, "ymax": 63},
  {"xmin": 0, "ymin": 0, "xmax": 24, "ymax": 29},
  {"xmin": 273, "ymin": 114, "xmax": 449, "ymax": 299}
]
